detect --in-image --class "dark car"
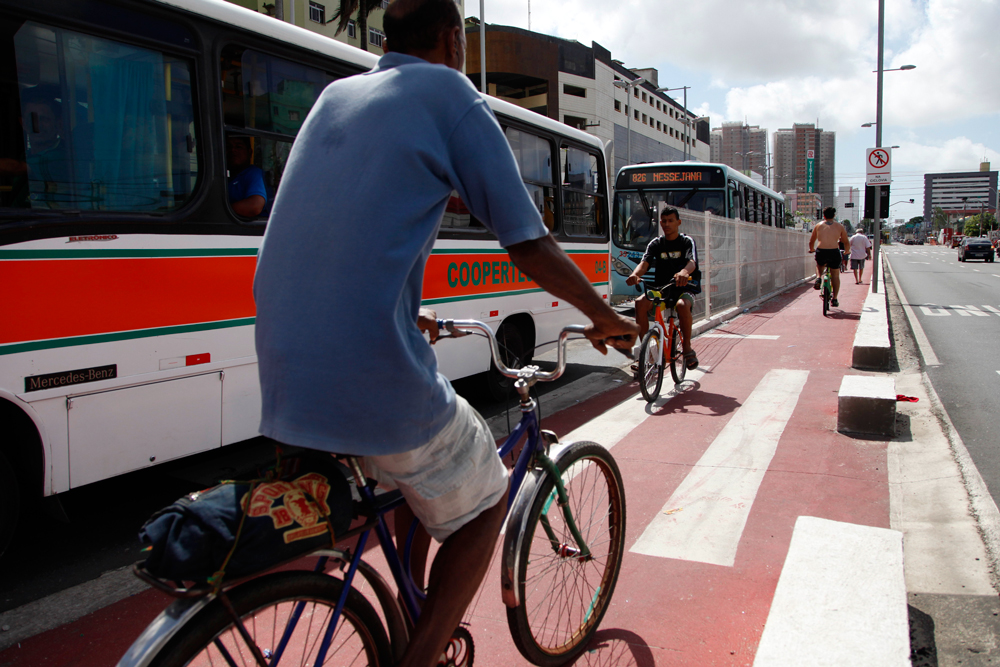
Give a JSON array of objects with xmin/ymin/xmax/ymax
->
[{"xmin": 958, "ymin": 237, "xmax": 995, "ymax": 262}]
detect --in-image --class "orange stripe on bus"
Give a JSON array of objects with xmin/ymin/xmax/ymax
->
[
  {"xmin": 422, "ymin": 252, "xmax": 608, "ymax": 301},
  {"xmin": 0, "ymin": 257, "xmax": 258, "ymax": 345}
]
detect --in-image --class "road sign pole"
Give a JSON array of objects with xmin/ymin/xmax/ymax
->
[{"xmin": 872, "ymin": 185, "xmax": 881, "ymax": 292}]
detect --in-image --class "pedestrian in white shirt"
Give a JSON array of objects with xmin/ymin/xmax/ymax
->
[{"xmin": 849, "ymin": 230, "xmax": 873, "ymax": 284}]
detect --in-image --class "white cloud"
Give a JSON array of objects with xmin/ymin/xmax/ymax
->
[{"xmin": 894, "ymin": 137, "xmax": 1000, "ymax": 172}]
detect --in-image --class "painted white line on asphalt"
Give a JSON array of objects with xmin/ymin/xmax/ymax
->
[
  {"xmin": 982, "ymin": 306, "xmax": 1000, "ymax": 315},
  {"xmin": 963, "ymin": 305, "xmax": 991, "ymax": 316},
  {"xmin": 630, "ymin": 369, "xmax": 809, "ymax": 567},
  {"xmin": 753, "ymin": 517, "xmax": 908, "ymax": 667},
  {"xmin": 699, "ymin": 333, "xmax": 781, "ymax": 340},
  {"xmin": 919, "ymin": 304, "xmax": 950, "ymax": 316},
  {"xmin": 886, "ymin": 255, "xmax": 941, "ymax": 366}
]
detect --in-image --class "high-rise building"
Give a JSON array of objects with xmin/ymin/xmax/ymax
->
[
  {"xmin": 710, "ymin": 122, "xmax": 768, "ymax": 186},
  {"xmin": 923, "ymin": 168, "xmax": 997, "ymax": 230},
  {"xmin": 836, "ymin": 186, "xmax": 861, "ymax": 228},
  {"xmin": 773, "ymin": 123, "xmax": 835, "ymax": 210}
]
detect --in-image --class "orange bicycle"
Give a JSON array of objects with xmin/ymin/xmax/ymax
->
[{"xmin": 636, "ymin": 281, "xmax": 688, "ymax": 402}]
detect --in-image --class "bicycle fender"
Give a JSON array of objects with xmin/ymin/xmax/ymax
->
[
  {"xmin": 116, "ymin": 595, "xmax": 213, "ymax": 667},
  {"xmin": 501, "ymin": 467, "xmax": 544, "ymax": 608}
]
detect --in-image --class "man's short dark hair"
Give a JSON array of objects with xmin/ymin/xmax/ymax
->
[
  {"xmin": 823, "ymin": 206, "xmax": 836, "ymax": 219},
  {"xmin": 384, "ymin": 0, "xmax": 462, "ymax": 54},
  {"xmin": 660, "ymin": 207, "xmax": 680, "ymax": 220}
]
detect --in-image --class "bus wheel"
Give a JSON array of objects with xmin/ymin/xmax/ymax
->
[
  {"xmin": 487, "ymin": 320, "xmax": 530, "ymax": 402},
  {"xmin": 0, "ymin": 451, "xmax": 20, "ymax": 558}
]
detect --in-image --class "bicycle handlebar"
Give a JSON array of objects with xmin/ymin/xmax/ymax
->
[{"xmin": 436, "ymin": 319, "xmax": 586, "ymax": 383}]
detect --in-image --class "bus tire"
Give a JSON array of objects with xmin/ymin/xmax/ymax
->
[
  {"xmin": 0, "ymin": 451, "xmax": 20, "ymax": 558},
  {"xmin": 487, "ymin": 319, "xmax": 531, "ymax": 402}
]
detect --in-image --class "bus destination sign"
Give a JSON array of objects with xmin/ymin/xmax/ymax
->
[{"xmin": 616, "ymin": 168, "xmax": 723, "ymax": 189}]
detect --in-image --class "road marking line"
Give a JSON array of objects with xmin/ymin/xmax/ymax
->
[
  {"xmin": 918, "ymin": 304, "xmax": 950, "ymax": 316},
  {"xmin": 984, "ymin": 306, "xmax": 1000, "ymax": 315},
  {"xmin": 699, "ymin": 333, "xmax": 780, "ymax": 340},
  {"xmin": 630, "ymin": 369, "xmax": 809, "ymax": 566},
  {"xmin": 962, "ymin": 305, "xmax": 991, "ymax": 316},
  {"xmin": 885, "ymin": 256, "xmax": 940, "ymax": 366},
  {"xmin": 948, "ymin": 305, "xmax": 984, "ymax": 316}
]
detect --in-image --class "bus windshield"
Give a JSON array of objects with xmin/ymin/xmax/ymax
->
[{"xmin": 613, "ymin": 189, "xmax": 725, "ymax": 251}]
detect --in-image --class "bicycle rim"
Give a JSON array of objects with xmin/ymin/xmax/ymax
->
[
  {"xmin": 506, "ymin": 442, "xmax": 627, "ymax": 666},
  {"xmin": 637, "ymin": 329, "xmax": 664, "ymax": 402},
  {"xmin": 822, "ymin": 283, "xmax": 830, "ymax": 316},
  {"xmin": 150, "ymin": 571, "xmax": 390, "ymax": 667},
  {"xmin": 669, "ymin": 326, "xmax": 686, "ymax": 384}
]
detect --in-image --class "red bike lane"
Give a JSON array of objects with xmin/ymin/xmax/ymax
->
[{"xmin": 0, "ymin": 278, "xmax": 884, "ymax": 667}]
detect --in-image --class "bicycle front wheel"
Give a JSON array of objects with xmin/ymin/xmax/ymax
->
[
  {"xmin": 506, "ymin": 441, "xmax": 627, "ymax": 666},
  {"xmin": 637, "ymin": 329, "xmax": 664, "ymax": 402},
  {"xmin": 668, "ymin": 325, "xmax": 686, "ymax": 385},
  {"xmin": 149, "ymin": 571, "xmax": 391, "ymax": 667}
]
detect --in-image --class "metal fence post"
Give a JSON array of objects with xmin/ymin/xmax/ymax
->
[
  {"xmin": 735, "ymin": 223, "xmax": 742, "ymax": 308},
  {"xmin": 704, "ymin": 211, "xmax": 711, "ymax": 320}
]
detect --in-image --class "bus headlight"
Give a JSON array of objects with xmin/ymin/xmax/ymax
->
[{"xmin": 612, "ymin": 257, "xmax": 633, "ymax": 277}]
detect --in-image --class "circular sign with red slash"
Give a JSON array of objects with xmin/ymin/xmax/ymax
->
[{"xmin": 868, "ymin": 148, "xmax": 889, "ymax": 169}]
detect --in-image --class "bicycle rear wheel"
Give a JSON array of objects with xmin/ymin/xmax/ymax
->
[
  {"xmin": 822, "ymin": 280, "xmax": 831, "ymax": 316},
  {"xmin": 637, "ymin": 329, "xmax": 664, "ymax": 402},
  {"xmin": 506, "ymin": 441, "xmax": 627, "ymax": 666},
  {"xmin": 149, "ymin": 571, "xmax": 391, "ymax": 667},
  {"xmin": 668, "ymin": 325, "xmax": 686, "ymax": 385}
]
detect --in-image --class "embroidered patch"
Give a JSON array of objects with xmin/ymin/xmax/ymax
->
[{"xmin": 243, "ymin": 473, "xmax": 333, "ymax": 544}]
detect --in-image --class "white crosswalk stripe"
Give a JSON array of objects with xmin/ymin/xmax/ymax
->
[
  {"xmin": 630, "ymin": 369, "xmax": 809, "ymax": 566},
  {"xmin": 919, "ymin": 305, "xmax": 1000, "ymax": 317}
]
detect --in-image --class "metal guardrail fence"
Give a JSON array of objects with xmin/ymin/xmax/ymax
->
[{"xmin": 676, "ymin": 209, "xmax": 813, "ymax": 321}]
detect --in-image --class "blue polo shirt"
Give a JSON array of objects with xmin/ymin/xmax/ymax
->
[
  {"xmin": 228, "ymin": 165, "xmax": 267, "ymax": 203},
  {"xmin": 254, "ymin": 53, "xmax": 548, "ymax": 455}
]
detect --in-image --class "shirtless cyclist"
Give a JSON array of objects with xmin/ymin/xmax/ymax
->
[{"xmin": 808, "ymin": 206, "xmax": 850, "ymax": 308}]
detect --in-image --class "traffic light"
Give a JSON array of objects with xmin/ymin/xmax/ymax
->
[{"xmin": 864, "ymin": 185, "xmax": 890, "ymax": 218}]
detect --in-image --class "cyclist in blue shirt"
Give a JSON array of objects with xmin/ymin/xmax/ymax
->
[
  {"xmin": 227, "ymin": 135, "xmax": 266, "ymax": 217},
  {"xmin": 253, "ymin": 1, "xmax": 636, "ymax": 665}
]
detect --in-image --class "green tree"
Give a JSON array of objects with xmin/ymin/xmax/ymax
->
[
  {"xmin": 332, "ymin": 0, "xmax": 384, "ymax": 51},
  {"xmin": 842, "ymin": 219, "xmax": 854, "ymax": 234},
  {"xmin": 966, "ymin": 213, "xmax": 997, "ymax": 236},
  {"xmin": 931, "ymin": 206, "xmax": 949, "ymax": 231},
  {"xmin": 908, "ymin": 215, "xmax": 924, "ymax": 227},
  {"xmin": 964, "ymin": 217, "xmax": 982, "ymax": 237}
]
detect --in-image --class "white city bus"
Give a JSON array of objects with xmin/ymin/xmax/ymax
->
[
  {"xmin": 609, "ymin": 162, "xmax": 784, "ymax": 303},
  {"xmin": 0, "ymin": 0, "xmax": 610, "ymax": 552}
]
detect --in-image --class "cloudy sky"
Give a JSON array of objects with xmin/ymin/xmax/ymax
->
[{"xmin": 465, "ymin": 0, "xmax": 1000, "ymax": 223}]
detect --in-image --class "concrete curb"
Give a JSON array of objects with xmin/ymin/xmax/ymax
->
[
  {"xmin": 837, "ymin": 375, "xmax": 896, "ymax": 436},
  {"xmin": 852, "ymin": 286, "xmax": 892, "ymax": 370}
]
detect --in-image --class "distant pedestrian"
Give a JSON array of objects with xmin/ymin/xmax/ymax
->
[{"xmin": 849, "ymin": 228, "xmax": 873, "ymax": 284}]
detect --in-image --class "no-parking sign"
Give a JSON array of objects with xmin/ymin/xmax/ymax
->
[{"xmin": 866, "ymin": 147, "xmax": 891, "ymax": 185}]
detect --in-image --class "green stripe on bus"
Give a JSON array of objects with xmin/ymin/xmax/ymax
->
[
  {"xmin": 421, "ymin": 282, "xmax": 608, "ymax": 306},
  {"xmin": 0, "ymin": 248, "xmax": 260, "ymax": 259},
  {"xmin": 0, "ymin": 318, "xmax": 256, "ymax": 356}
]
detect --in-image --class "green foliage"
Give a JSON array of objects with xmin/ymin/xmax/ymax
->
[
  {"xmin": 331, "ymin": 0, "xmax": 384, "ymax": 50},
  {"xmin": 908, "ymin": 215, "xmax": 924, "ymax": 227},
  {"xmin": 842, "ymin": 220, "xmax": 853, "ymax": 234},
  {"xmin": 931, "ymin": 207, "xmax": 949, "ymax": 231},
  {"xmin": 965, "ymin": 213, "xmax": 997, "ymax": 237}
]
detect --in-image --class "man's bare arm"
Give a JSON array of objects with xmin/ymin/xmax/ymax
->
[
  {"xmin": 808, "ymin": 226, "xmax": 818, "ymax": 252},
  {"xmin": 506, "ymin": 234, "xmax": 637, "ymax": 352}
]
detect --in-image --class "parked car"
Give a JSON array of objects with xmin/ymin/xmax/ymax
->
[{"xmin": 958, "ymin": 237, "xmax": 995, "ymax": 262}]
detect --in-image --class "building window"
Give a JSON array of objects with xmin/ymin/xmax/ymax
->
[
  {"xmin": 642, "ymin": 113, "xmax": 647, "ymax": 124},
  {"xmin": 369, "ymin": 28, "xmax": 385, "ymax": 48},
  {"xmin": 347, "ymin": 20, "xmax": 356, "ymax": 38},
  {"xmin": 614, "ymin": 99, "xmax": 621, "ymax": 112},
  {"xmin": 656, "ymin": 101, "xmax": 661, "ymax": 110},
  {"xmin": 670, "ymin": 128, "xmax": 674, "ymax": 137},
  {"xmin": 563, "ymin": 84, "xmax": 587, "ymax": 98},
  {"xmin": 656, "ymin": 121, "xmax": 661, "ymax": 130},
  {"xmin": 564, "ymin": 115, "xmax": 587, "ymax": 130},
  {"xmin": 634, "ymin": 88, "xmax": 639, "ymax": 98},
  {"xmin": 641, "ymin": 92, "xmax": 647, "ymax": 103},
  {"xmin": 634, "ymin": 109, "xmax": 639, "ymax": 120},
  {"xmin": 308, "ymin": 1, "xmax": 325, "ymax": 23}
]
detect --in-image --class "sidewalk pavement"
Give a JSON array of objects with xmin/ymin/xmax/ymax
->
[{"xmin": 1, "ymin": 261, "xmax": 998, "ymax": 666}]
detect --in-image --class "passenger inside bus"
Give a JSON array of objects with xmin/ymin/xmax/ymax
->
[
  {"xmin": 227, "ymin": 135, "xmax": 267, "ymax": 218},
  {"xmin": 626, "ymin": 209, "xmax": 656, "ymax": 248}
]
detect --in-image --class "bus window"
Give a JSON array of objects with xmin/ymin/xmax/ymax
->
[
  {"xmin": 505, "ymin": 127, "xmax": 555, "ymax": 230},
  {"xmin": 220, "ymin": 46, "xmax": 333, "ymax": 219},
  {"xmin": 560, "ymin": 146, "xmax": 604, "ymax": 237},
  {"xmin": 728, "ymin": 181, "xmax": 742, "ymax": 220},
  {"xmin": 1, "ymin": 19, "xmax": 198, "ymax": 211}
]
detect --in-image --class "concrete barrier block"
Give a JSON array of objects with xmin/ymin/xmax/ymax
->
[
  {"xmin": 838, "ymin": 375, "xmax": 896, "ymax": 436},
  {"xmin": 853, "ymin": 290, "xmax": 892, "ymax": 369},
  {"xmin": 753, "ymin": 516, "xmax": 909, "ymax": 667}
]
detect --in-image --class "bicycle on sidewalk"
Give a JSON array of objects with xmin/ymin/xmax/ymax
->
[
  {"xmin": 119, "ymin": 320, "xmax": 628, "ymax": 667},
  {"xmin": 635, "ymin": 280, "xmax": 689, "ymax": 402}
]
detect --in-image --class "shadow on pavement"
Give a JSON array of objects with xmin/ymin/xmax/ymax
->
[
  {"xmin": 574, "ymin": 628, "xmax": 657, "ymax": 666},
  {"xmin": 649, "ymin": 382, "xmax": 742, "ymax": 418}
]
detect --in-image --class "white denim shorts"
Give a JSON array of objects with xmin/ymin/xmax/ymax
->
[{"xmin": 362, "ymin": 395, "xmax": 508, "ymax": 542}]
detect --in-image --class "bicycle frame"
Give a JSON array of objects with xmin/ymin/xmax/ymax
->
[{"xmin": 231, "ymin": 322, "xmax": 598, "ymax": 667}]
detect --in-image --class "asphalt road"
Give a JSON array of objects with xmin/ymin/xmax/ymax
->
[{"xmin": 883, "ymin": 243, "xmax": 1000, "ymax": 502}]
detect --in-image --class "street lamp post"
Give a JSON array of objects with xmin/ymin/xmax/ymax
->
[
  {"xmin": 735, "ymin": 151, "xmax": 759, "ymax": 176},
  {"xmin": 657, "ymin": 85, "xmax": 692, "ymax": 160},
  {"xmin": 868, "ymin": 0, "xmax": 916, "ymax": 292},
  {"xmin": 613, "ymin": 77, "xmax": 645, "ymax": 165}
]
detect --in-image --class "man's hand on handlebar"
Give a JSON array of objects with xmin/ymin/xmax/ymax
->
[
  {"xmin": 417, "ymin": 307, "xmax": 439, "ymax": 343},
  {"xmin": 625, "ymin": 273, "xmax": 640, "ymax": 287},
  {"xmin": 585, "ymin": 313, "xmax": 639, "ymax": 355}
]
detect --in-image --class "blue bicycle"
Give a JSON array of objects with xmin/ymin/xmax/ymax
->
[{"xmin": 120, "ymin": 320, "xmax": 627, "ymax": 667}]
